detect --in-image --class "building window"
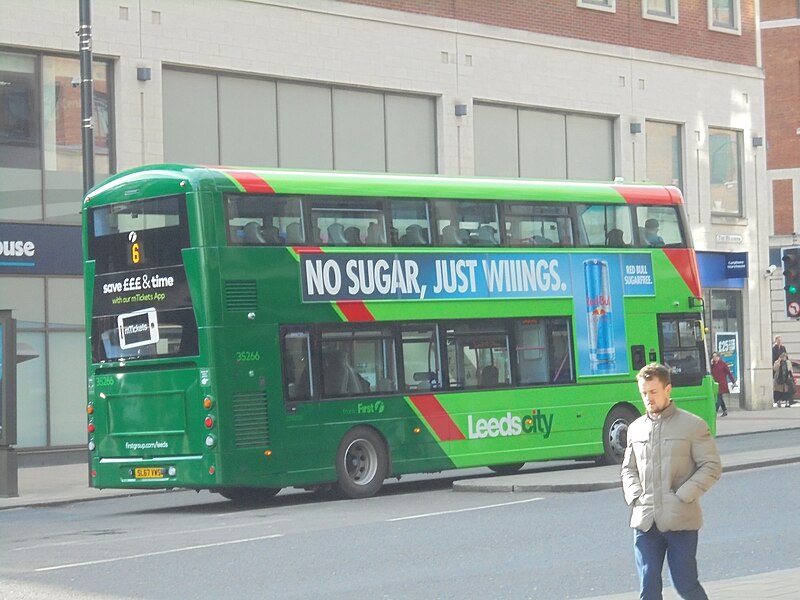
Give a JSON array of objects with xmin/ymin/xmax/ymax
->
[
  {"xmin": 162, "ymin": 69, "xmax": 437, "ymax": 174},
  {"xmin": 0, "ymin": 49, "xmax": 113, "ymax": 224},
  {"xmin": 577, "ymin": 0, "xmax": 615, "ymax": 13},
  {"xmin": 709, "ymin": 127, "xmax": 743, "ymax": 216},
  {"xmin": 646, "ymin": 121, "xmax": 683, "ymax": 191},
  {"xmin": 709, "ymin": 0, "xmax": 740, "ymax": 34},
  {"xmin": 0, "ymin": 52, "xmax": 39, "ymax": 169},
  {"xmin": 643, "ymin": 0, "xmax": 678, "ymax": 23},
  {"xmin": 474, "ymin": 103, "xmax": 614, "ymax": 181}
]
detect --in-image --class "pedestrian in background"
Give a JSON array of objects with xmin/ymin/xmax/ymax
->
[
  {"xmin": 773, "ymin": 351, "xmax": 794, "ymax": 408},
  {"xmin": 709, "ymin": 352, "xmax": 735, "ymax": 417},
  {"xmin": 772, "ymin": 335, "xmax": 787, "ymax": 363},
  {"xmin": 772, "ymin": 336, "xmax": 787, "ymax": 406},
  {"xmin": 622, "ymin": 363, "xmax": 722, "ymax": 600}
]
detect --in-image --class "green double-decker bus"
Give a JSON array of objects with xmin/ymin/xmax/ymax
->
[{"xmin": 83, "ymin": 165, "xmax": 715, "ymax": 502}]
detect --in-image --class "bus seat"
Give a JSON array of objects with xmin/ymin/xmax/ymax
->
[
  {"xmin": 531, "ymin": 235, "xmax": 551, "ymax": 247},
  {"xmin": 286, "ymin": 222, "xmax": 304, "ymax": 244},
  {"xmin": 441, "ymin": 224, "xmax": 465, "ymax": 246},
  {"xmin": 262, "ymin": 224, "xmax": 281, "ymax": 244},
  {"xmin": 376, "ymin": 377, "xmax": 395, "ymax": 392},
  {"xmin": 475, "ymin": 224, "xmax": 499, "ymax": 247},
  {"xmin": 344, "ymin": 226, "xmax": 363, "ymax": 246},
  {"xmin": 400, "ymin": 224, "xmax": 427, "ymax": 246},
  {"xmin": 323, "ymin": 350, "xmax": 362, "ymax": 395},
  {"xmin": 327, "ymin": 223, "xmax": 348, "ymax": 246},
  {"xmin": 606, "ymin": 228, "xmax": 626, "ymax": 247},
  {"xmin": 243, "ymin": 221, "xmax": 266, "ymax": 244},
  {"xmin": 479, "ymin": 365, "xmax": 499, "ymax": 388},
  {"xmin": 366, "ymin": 222, "xmax": 385, "ymax": 244}
]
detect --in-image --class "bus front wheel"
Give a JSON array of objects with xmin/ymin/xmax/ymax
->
[
  {"xmin": 600, "ymin": 406, "xmax": 639, "ymax": 465},
  {"xmin": 335, "ymin": 426, "xmax": 388, "ymax": 499}
]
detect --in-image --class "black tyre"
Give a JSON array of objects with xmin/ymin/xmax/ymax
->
[
  {"xmin": 599, "ymin": 406, "xmax": 639, "ymax": 465},
  {"xmin": 488, "ymin": 462, "xmax": 525, "ymax": 475},
  {"xmin": 217, "ymin": 486, "xmax": 281, "ymax": 504},
  {"xmin": 335, "ymin": 426, "xmax": 389, "ymax": 499}
]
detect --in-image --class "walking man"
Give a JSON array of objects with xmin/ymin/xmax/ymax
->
[
  {"xmin": 710, "ymin": 352, "xmax": 735, "ymax": 417},
  {"xmin": 622, "ymin": 363, "xmax": 722, "ymax": 600}
]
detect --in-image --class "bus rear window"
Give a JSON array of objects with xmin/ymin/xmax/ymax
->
[{"xmin": 88, "ymin": 195, "xmax": 189, "ymax": 274}]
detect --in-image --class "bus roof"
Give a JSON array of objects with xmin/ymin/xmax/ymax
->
[{"xmin": 85, "ymin": 164, "xmax": 683, "ymax": 206}]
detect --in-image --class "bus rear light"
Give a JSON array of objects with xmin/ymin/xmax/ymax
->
[
  {"xmin": 88, "ymin": 423, "xmax": 95, "ymax": 433},
  {"xmin": 203, "ymin": 397, "xmax": 213, "ymax": 409},
  {"xmin": 209, "ymin": 466, "xmax": 215, "ymax": 474},
  {"xmin": 413, "ymin": 427, "xmax": 421, "ymax": 434},
  {"xmin": 264, "ymin": 449, "xmax": 273, "ymax": 457},
  {"xmin": 87, "ymin": 404, "xmax": 94, "ymax": 414},
  {"xmin": 205, "ymin": 435, "xmax": 216, "ymax": 448},
  {"xmin": 167, "ymin": 466, "xmax": 177, "ymax": 477},
  {"xmin": 204, "ymin": 416, "xmax": 214, "ymax": 428},
  {"xmin": 88, "ymin": 441, "xmax": 96, "ymax": 451}
]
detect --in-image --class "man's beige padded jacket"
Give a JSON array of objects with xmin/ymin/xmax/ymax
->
[{"xmin": 621, "ymin": 402, "xmax": 722, "ymax": 532}]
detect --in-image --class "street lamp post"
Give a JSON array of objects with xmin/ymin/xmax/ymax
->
[{"xmin": 78, "ymin": 0, "xmax": 94, "ymax": 194}]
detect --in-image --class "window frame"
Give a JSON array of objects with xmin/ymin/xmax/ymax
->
[
  {"xmin": 708, "ymin": 0, "xmax": 741, "ymax": 34},
  {"xmin": 642, "ymin": 0, "xmax": 678, "ymax": 24},
  {"xmin": 645, "ymin": 120, "xmax": 684, "ymax": 192},
  {"xmin": 708, "ymin": 127, "xmax": 744, "ymax": 217},
  {"xmin": 577, "ymin": 0, "xmax": 615, "ymax": 13}
]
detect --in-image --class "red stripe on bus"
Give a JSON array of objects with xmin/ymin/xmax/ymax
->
[
  {"xmin": 408, "ymin": 394, "xmax": 466, "ymax": 441},
  {"xmin": 293, "ymin": 246, "xmax": 323, "ymax": 253},
  {"xmin": 336, "ymin": 301, "xmax": 374, "ymax": 322},
  {"xmin": 221, "ymin": 169, "xmax": 275, "ymax": 193},
  {"xmin": 664, "ymin": 248, "xmax": 702, "ymax": 297},
  {"xmin": 611, "ymin": 185, "xmax": 680, "ymax": 205}
]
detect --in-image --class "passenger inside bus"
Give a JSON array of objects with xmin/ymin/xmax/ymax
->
[
  {"xmin": 399, "ymin": 224, "xmax": 428, "ymax": 246},
  {"xmin": 642, "ymin": 219, "xmax": 665, "ymax": 247}
]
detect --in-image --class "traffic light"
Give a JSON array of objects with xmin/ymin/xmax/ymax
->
[{"xmin": 782, "ymin": 247, "xmax": 800, "ymax": 317}]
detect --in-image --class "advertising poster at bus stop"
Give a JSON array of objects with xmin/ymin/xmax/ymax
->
[{"xmin": 715, "ymin": 332, "xmax": 740, "ymax": 393}]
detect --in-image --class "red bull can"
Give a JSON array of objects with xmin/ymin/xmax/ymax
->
[{"xmin": 584, "ymin": 259, "xmax": 615, "ymax": 366}]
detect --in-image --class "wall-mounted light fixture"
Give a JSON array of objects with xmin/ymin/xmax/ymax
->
[
  {"xmin": 454, "ymin": 104, "xmax": 467, "ymax": 117},
  {"xmin": 629, "ymin": 122, "xmax": 642, "ymax": 134},
  {"xmin": 137, "ymin": 67, "xmax": 152, "ymax": 82}
]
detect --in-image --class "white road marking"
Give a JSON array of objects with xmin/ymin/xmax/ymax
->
[
  {"xmin": 16, "ymin": 518, "xmax": 291, "ymax": 552},
  {"xmin": 387, "ymin": 497, "xmax": 544, "ymax": 522},
  {"xmin": 34, "ymin": 534, "xmax": 284, "ymax": 572}
]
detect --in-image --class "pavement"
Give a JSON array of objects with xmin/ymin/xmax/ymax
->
[{"xmin": 1, "ymin": 406, "xmax": 798, "ymax": 598}]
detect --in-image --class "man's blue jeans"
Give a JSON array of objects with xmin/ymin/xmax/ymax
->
[{"xmin": 633, "ymin": 526, "xmax": 708, "ymax": 600}]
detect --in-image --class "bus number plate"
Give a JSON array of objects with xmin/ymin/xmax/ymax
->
[{"xmin": 134, "ymin": 467, "xmax": 164, "ymax": 479}]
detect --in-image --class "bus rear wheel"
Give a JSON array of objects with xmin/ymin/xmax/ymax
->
[
  {"xmin": 335, "ymin": 426, "xmax": 388, "ymax": 499},
  {"xmin": 599, "ymin": 406, "xmax": 639, "ymax": 465},
  {"xmin": 217, "ymin": 486, "xmax": 281, "ymax": 504}
]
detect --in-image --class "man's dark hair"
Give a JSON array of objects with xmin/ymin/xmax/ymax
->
[{"xmin": 636, "ymin": 362, "xmax": 671, "ymax": 386}]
